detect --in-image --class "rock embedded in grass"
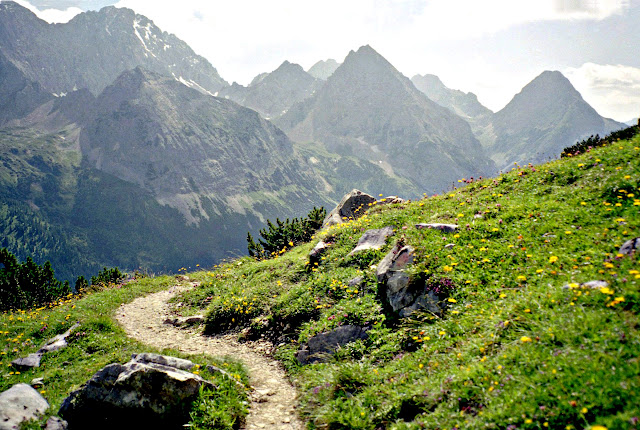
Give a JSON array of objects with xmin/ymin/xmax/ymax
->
[
  {"xmin": 309, "ymin": 240, "xmax": 330, "ymax": 266},
  {"xmin": 296, "ymin": 325, "xmax": 371, "ymax": 364},
  {"xmin": 322, "ymin": 189, "xmax": 376, "ymax": 227},
  {"xmin": 377, "ymin": 242, "xmax": 444, "ymax": 317},
  {"xmin": 348, "ymin": 226, "xmax": 395, "ymax": 256},
  {"xmin": 618, "ymin": 237, "xmax": 640, "ymax": 256},
  {"xmin": 12, "ymin": 323, "xmax": 80, "ymax": 369},
  {"xmin": 59, "ymin": 353, "xmax": 212, "ymax": 429},
  {"xmin": 415, "ymin": 223, "xmax": 459, "ymax": 233},
  {"xmin": 0, "ymin": 383, "xmax": 49, "ymax": 429}
]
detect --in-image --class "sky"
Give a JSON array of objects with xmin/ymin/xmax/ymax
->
[{"xmin": 10, "ymin": 0, "xmax": 640, "ymax": 122}]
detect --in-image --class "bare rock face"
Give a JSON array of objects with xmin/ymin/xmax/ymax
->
[
  {"xmin": 323, "ymin": 189, "xmax": 376, "ymax": 228},
  {"xmin": 59, "ymin": 353, "xmax": 212, "ymax": 429},
  {"xmin": 0, "ymin": 383, "xmax": 49, "ymax": 430},
  {"xmin": 296, "ymin": 325, "xmax": 370, "ymax": 364}
]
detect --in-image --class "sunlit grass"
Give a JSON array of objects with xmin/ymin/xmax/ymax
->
[
  {"xmin": 178, "ymin": 133, "xmax": 640, "ymax": 429},
  {"xmin": 0, "ymin": 274, "xmax": 248, "ymax": 429}
]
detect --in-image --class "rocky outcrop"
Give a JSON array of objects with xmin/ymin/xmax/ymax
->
[
  {"xmin": 376, "ymin": 242, "xmax": 442, "ymax": 317},
  {"xmin": 348, "ymin": 226, "xmax": 394, "ymax": 256},
  {"xmin": 59, "ymin": 353, "xmax": 212, "ymax": 429},
  {"xmin": 0, "ymin": 383, "xmax": 49, "ymax": 430},
  {"xmin": 323, "ymin": 189, "xmax": 376, "ymax": 228},
  {"xmin": 296, "ymin": 325, "xmax": 370, "ymax": 365}
]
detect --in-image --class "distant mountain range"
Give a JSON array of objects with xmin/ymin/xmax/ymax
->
[
  {"xmin": 0, "ymin": 1, "xmax": 227, "ymax": 96},
  {"xmin": 276, "ymin": 45, "xmax": 496, "ymax": 195},
  {"xmin": 218, "ymin": 61, "xmax": 321, "ymax": 119},
  {"xmin": 488, "ymin": 71, "xmax": 624, "ymax": 168},
  {"xmin": 0, "ymin": 1, "xmax": 628, "ymax": 279},
  {"xmin": 410, "ymin": 70, "xmax": 625, "ymax": 169}
]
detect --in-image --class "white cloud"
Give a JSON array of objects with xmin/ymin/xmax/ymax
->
[
  {"xmin": 7, "ymin": 0, "xmax": 636, "ymax": 121},
  {"xmin": 6, "ymin": 0, "xmax": 82, "ymax": 22},
  {"xmin": 409, "ymin": 0, "xmax": 629, "ymax": 41},
  {"xmin": 565, "ymin": 63, "xmax": 640, "ymax": 121},
  {"xmin": 111, "ymin": 0, "xmax": 630, "ymax": 84}
]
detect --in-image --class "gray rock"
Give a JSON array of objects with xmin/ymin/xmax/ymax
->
[
  {"xmin": 376, "ymin": 242, "xmax": 415, "ymax": 283},
  {"xmin": 309, "ymin": 240, "xmax": 329, "ymax": 262},
  {"xmin": 376, "ymin": 242, "xmax": 444, "ymax": 317},
  {"xmin": 163, "ymin": 315, "xmax": 205, "ymax": 327},
  {"xmin": 377, "ymin": 196, "xmax": 405, "ymax": 205},
  {"xmin": 444, "ymin": 243, "xmax": 455, "ymax": 249},
  {"xmin": 415, "ymin": 223, "xmax": 459, "ymax": 233},
  {"xmin": 30, "ymin": 378, "xmax": 44, "ymax": 387},
  {"xmin": 59, "ymin": 353, "xmax": 211, "ymax": 429},
  {"xmin": 130, "ymin": 352, "xmax": 195, "ymax": 371},
  {"xmin": 323, "ymin": 189, "xmax": 376, "ymax": 228},
  {"xmin": 618, "ymin": 237, "xmax": 640, "ymax": 256},
  {"xmin": 44, "ymin": 417, "xmax": 68, "ymax": 430},
  {"xmin": 12, "ymin": 353, "xmax": 41, "ymax": 370},
  {"xmin": 348, "ymin": 226, "xmax": 394, "ymax": 256},
  {"xmin": 347, "ymin": 276, "xmax": 364, "ymax": 288},
  {"xmin": 296, "ymin": 325, "xmax": 370, "ymax": 365},
  {"xmin": 309, "ymin": 240, "xmax": 330, "ymax": 266},
  {"xmin": 0, "ymin": 383, "xmax": 49, "ymax": 430},
  {"xmin": 38, "ymin": 323, "xmax": 80, "ymax": 354},
  {"xmin": 12, "ymin": 324, "xmax": 80, "ymax": 370}
]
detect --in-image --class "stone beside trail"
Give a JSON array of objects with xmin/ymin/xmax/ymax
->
[
  {"xmin": 59, "ymin": 352, "xmax": 211, "ymax": 428},
  {"xmin": 115, "ymin": 283, "xmax": 301, "ymax": 430},
  {"xmin": 0, "ymin": 383, "xmax": 49, "ymax": 430}
]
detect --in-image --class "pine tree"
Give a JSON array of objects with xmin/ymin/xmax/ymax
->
[{"xmin": 246, "ymin": 207, "xmax": 326, "ymax": 260}]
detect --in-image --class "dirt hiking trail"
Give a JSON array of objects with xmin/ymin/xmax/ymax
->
[{"xmin": 115, "ymin": 282, "xmax": 303, "ymax": 430}]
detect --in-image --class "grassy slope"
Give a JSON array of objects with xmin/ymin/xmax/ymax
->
[
  {"xmin": 177, "ymin": 132, "xmax": 640, "ymax": 429},
  {"xmin": 0, "ymin": 273, "xmax": 249, "ymax": 429}
]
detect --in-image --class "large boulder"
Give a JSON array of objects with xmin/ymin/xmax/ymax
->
[
  {"xmin": 0, "ymin": 383, "xmax": 49, "ymax": 430},
  {"xmin": 376, "ymin": 242, "xmax": 442, "ymax": 318},
  {"xmin": 296, "ymin": 325, "xmax": 370, "ymax": 364},
  {"xmin": 59, "ymin": 353, "xmax": 212, "ymax": 429},
  {"xmin": 348, "ymin": 226, "xmax": 395, "ymax": 256},
  {"xmin": 323, "ymin": 189, "xmax": 376, "ymax": 228}
]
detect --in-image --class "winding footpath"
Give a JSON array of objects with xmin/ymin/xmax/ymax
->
[{"xmin": 115, "ymin": 282, "xmax": 303, "ymax": 430}]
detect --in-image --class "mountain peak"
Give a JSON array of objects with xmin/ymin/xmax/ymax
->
[
  {"xmin": 307, "ymin": 59, "xmax": 340, "ymax": 80},
  {"xmin": 518, "ymin": 70, "xmax": 579, "ymax": 99},
  {"xmin": 346, "ymin": 44, "xmax": 385, "ymax": 62},
  {"xmin": 491, "ymin": 69, "xmax": 624, "ymax": 168},
  {"xmin": 273, "ymin": 60, "xmax": 305, "ymax": 75},
  {"xmin": 0, "ymin": 4, "xmax": 228, "ymax": 96}
]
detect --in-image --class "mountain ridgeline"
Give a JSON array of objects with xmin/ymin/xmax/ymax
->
[
  {"xmin": 0, "ymin": 1, "xmax": 227, "ymax": 96},
  {"xmin": 275, "ymin": 45, "xmax": 496, "ymax": 195},
  {"xmin": 0, "ymin": 1, "xmax": 628, "ymax": 281}
]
